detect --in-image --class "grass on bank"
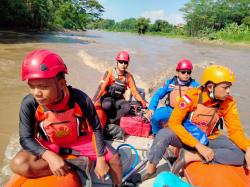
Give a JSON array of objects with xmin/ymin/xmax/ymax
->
[{"xmin": 100, "ymin": 23, "xmax": 250, "ymax": 46}]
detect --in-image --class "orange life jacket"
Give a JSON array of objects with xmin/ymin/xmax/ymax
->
[
  {"xmin": 169, "ymin": 85, "xmax": 191, "ymax": 108},
  {"xmin": 106, "ymin": 67, "xmax": 127, "ymax": 98},
  {"xmin": 189, "ymin": 92, "xmax": 221, "ymax": 136},
  {"xmin": 35, "ymin": 103, "xmax": 86, "ymax": 146}
]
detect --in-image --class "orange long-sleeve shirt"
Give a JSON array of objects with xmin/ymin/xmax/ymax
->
[
  {"xmin": 168, "ymin": 87, "xmax": 250, "ymax": 151},
  {"xmin": 93, "ymin": 67, "xmax": 147, "ymax": 107}
]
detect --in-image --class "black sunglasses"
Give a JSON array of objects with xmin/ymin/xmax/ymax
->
[
  {"xmin": 118, "ymin": 61, "xmax": 128, "ymax": 65},
  {"xmin": 180, "ymin": 70, "xmax": 192, "ymax": 75}
]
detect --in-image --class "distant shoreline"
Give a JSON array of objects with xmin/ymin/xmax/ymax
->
[{"xmin": 96, "ymin": 29, "xmax": 250, "ymax": 48}]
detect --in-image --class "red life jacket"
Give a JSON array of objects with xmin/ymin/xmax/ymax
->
[
  {"xmin": 35, "ymin": 103, "xmax": 86, "ymax": 146},
  {"xmin": 189, "ymin": 91, "xmax": 221, "ymax": 136}
]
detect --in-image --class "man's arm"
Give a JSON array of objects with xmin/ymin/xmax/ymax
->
[
  {"xmin": 92, "ymin": 69, "xmax": 111, "ymax": 103},
  {"xmin": 148, "ymin": 79, "xmax": 172, "ymax": 111},
  {"xmin": 79, "ymin": 91, "xmax": 106, "ymax": 156},
  {"xmin": 19, "ymin": 95, "xmax": 47, "ymax": 156},
  {"xmin": 168, "ymin": 90, "xmax": 200, "ymax": 148},
  {"xmin": 127, "ymin": 73, "xmax": 148, "ymax": 107}
]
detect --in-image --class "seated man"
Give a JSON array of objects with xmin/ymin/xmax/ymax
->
[
  {"xmin": 11, "ymin": 49, "xmax": 122, "ymax": 187},
  {"xmin": 146, "ymin": 59, "xmax": 199, "ymax": 136},
  {"xmin": 133, "ymin": 65, "xmax": 250, "ymax": 183},
  {"xmin": 92, "ymin": 50, "xmax": 148, "ymax": 139}
]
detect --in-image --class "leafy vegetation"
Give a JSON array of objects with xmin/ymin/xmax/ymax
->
[
  {"xmin": 0, "ymin": 0, "xmax": 104, "ymax": 30},
  {"xmin": 90, "ymin": 0, "xmax": 250, "ymax": 43},
  {"xmin": 1, "ymin": 0, "xmax": 249, "ymax": 43}
]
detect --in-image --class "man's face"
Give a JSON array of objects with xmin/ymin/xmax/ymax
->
[
  {"xmin": 177, "ymin": 70, "xmax": 192, "ymax": 82},
  {"xmin": 117, "ymin": 60, "xmax": 128, "ymax": 71},
  {"xmin": 214, "ymin": 82, "xmax": 232, "ymax": 100},
  {"xmin": 28, "ymin": 77, "xmax": 62, "ymax": 105}
]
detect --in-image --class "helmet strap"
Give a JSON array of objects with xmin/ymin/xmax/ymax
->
[
  {"xmin": 52, "ymin": 77, "xmax": 65, "ymax": 104},
  {"xmin": 209, "ymin": 89, "xmax": 215, "ymax": 99},
  {"xmin": 207, "ymin": 83, "xmax": 215, "ymax": 99}
]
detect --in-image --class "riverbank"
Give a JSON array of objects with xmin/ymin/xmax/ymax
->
[{"xmin": 99, "ymin": 29, "xmax": 250, "ymax": 48}]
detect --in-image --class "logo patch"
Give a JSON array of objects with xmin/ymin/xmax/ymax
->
[{"xmin": 179, "ymin": 101, "xmax": 187, "ymax": 109}]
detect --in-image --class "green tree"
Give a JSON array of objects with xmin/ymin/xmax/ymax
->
[
  {"xmin": 0, "ymin": 0, "xmax": 104, "ymax": 30},
  {"xmin": 151, "ymin": 19, "xmax": 174, "ymax": 33},
  {"xmin": 181, "ymin": 0, "xmax": 250, "ymax": 37},
  {"xmin": 136, "ymin": 17, "xmax": 150, "ymax": 34},
  {"xmin": 242, "ymin": 16, "xmax": 250, "ymax": 26}
]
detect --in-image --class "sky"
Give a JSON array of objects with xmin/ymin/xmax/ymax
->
[{"xmin": 97, "ymin": 0, "xmax": 189, "ymax": 25}]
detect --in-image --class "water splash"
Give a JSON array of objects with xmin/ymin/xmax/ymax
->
[
  {"xmin": 0, "ymin": 133, "xmax": 21, "ymax": 185},
  {"xmin": 77, "ymin": 50, "xmax": 151, "ymax": 101}
]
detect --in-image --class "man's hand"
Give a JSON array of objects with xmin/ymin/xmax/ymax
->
[
  {"xmin": 95, "ymin": 156, "xmax": 109, "ymax": 181},
  {"xmin": 245, "ymin": 146, "xmax": 250, "ymax": 170},
  {"xmin": 144, "ymin": 109, "xmax": 154, "ymax": 120},
  {"xmin": 195, "ymin": 143, "xmax": 215, "ymax": 162},
  {"xmin": 42, "ymin": 150, "xmax": 70, "ymax": 176}
]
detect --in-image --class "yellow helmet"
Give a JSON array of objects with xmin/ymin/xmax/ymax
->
[{"xmin": 201, "ymin": 65, "xmax": 235, "ymax": 85}]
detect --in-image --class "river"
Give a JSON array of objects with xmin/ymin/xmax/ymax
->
[{"xmin": 0, "ymin": 30, "xmax": 249, "ymax": 184}]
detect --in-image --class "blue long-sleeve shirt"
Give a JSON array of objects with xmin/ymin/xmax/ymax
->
[{"xmin": 148, "ymin": 76, "xmax": 199, "ymax": 111}]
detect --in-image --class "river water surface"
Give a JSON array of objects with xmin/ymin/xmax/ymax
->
[{"xmin": 0, "ymin": 30, "xmax": 249, "ymax": 184}]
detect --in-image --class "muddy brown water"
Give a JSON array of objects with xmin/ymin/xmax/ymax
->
[{"xmin": 0, "ymin": 30, "xmax": 249, "ymax": 183}]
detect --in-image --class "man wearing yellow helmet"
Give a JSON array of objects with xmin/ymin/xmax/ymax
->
[
  {"xmin": 132, "ymin": 65, "xmax": 250, "ymax": 183},
  {"xmin": 168, "ymin": 65, "xmax": 250, "ymax": 174}
]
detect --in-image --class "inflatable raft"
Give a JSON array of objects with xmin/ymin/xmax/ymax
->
[
  {"xmin": 4, "ymin": 172, "xmax": 81, "ymax": 187},
  {"xmin": 184, "ymin": 162, "xmax": 250, "ymax": 187}
]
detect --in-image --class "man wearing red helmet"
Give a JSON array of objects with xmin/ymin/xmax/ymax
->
[
  {"xmin": 131, "ymin": 65, "xmax": 250, "ymax": 184},
  {"xmin": 92, "ymin": 50, "xmax": 148, "ymax": 140},
  {"xmin": 145, "ymin": 59, "xmax": 199, "ymax": 136},
  {"xmin": 11, "ymin": 50, "xmax": 122, "ymax": 187}
]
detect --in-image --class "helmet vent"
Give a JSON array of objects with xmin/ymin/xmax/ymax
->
[{"xmin": 40, "ymin": 64, "xmax": 49, "ymax": 71}]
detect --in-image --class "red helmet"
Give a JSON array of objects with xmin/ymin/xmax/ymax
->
[
  {"xmin": 116, "ymin": 51, "xmax": 130, "ymax": 62},
  {"xmin": 21, "ymin": 49, "xmax": 68, "ymax": 81},
  {"xmin": 176, "ymin": 59, "xmax": 193, "ymax": 71}
]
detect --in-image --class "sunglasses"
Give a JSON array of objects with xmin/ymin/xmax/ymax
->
[
  {"xmin": 180, "ymin": 70, "xmax": 192, "ymax": 75},
  {"xmin": 118, "ymin": 61, "xmax": 128, "ymax": 65}
]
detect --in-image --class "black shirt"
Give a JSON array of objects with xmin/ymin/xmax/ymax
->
[{"xmin": 19, "ymin": 86, "xmax": 106, "ymax": 157}]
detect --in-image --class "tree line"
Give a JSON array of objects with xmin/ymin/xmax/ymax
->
[
  {"xmin": 1, "ymin": 0, "xmax": 249, "ymax": 42},
  {"xmin": 0, "ymin": 0, "xmax": 104, "ymax": 30},
  {"xmin": 90, "ymin": 0, "xmax": 250, "ymax": 42}
]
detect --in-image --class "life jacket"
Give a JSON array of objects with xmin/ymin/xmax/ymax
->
[
  {"xmin": 166, "ymin": 77, "xmax": 193, "ymax": 108},
  {"xmin": 189, "ymin": 91, "xmax": 221, "ymax": 136},
  {"xmin": 35, "ymin": 103, "xmax": 87, "ymax": 146},
  {"xmin": 107, "ymin": 67, "xmax": 127, "ymax": 98}
]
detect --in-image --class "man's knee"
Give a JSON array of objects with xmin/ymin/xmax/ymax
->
[
  {"xmin": 151, "ymin": 114, "xmax": 160, "ymax": 123},
  {"xmin": 108, "ymin": 153, "xmax": 122, "ymax": 167},
  {"xmin": 120, "ymin": 102, "xmax": 130, "ymax": 113},
  {"xmin": 102, "ymin": 101, "xmax": 112, "ymax": 110},
  {"xmin": 157, "ymin": 128, "xmax": 175, "ymax": 140},
  {"xmin": 11, "ymin": 152, "xmax": 32, "ymax": 175}
]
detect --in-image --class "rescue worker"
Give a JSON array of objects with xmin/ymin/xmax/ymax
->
[
  {"xmin": 146, "ymin": 59, "xmax": 199, "ymax": 136},
  {"xmin": 10, "ymin": 49, "xmax": 123, "ymax": 187},
  {"xmin": 132, "ymin": 65, "xmax": 250, "ymax": 183},
  {"xmin": 92, "ymin": 50, "xmax": 148, "ymax": 139}
]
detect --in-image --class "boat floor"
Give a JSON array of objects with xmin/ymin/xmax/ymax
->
[{"xmin": 92, "ymin": 135, "xmax": 170, "ymax": 187}]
